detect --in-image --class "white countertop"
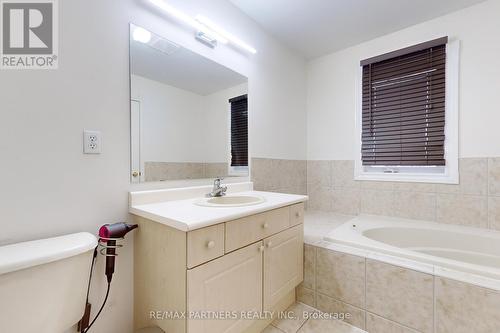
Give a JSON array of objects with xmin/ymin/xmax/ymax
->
[{"xmin": 129, "ymin": 188, "xmax": 308, "ymax": 231}]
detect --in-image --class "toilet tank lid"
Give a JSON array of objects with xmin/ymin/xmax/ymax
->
[{"xmin": 0, "ymin": 232, "xmax": 97, "ymax": 275}]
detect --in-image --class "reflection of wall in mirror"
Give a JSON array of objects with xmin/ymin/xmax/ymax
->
[{"xmin": 131, "ymin": 74, "xmax": 247, "ymax": 181}]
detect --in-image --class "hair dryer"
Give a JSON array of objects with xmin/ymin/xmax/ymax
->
[{"xmin": 98, "ymin": 222, "xmax": 138, "ymax": 283}]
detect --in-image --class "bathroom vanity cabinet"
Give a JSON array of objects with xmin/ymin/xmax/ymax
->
[{"xmin": 133, "ymin": 202, "xmax": 304, "ymax": 333}]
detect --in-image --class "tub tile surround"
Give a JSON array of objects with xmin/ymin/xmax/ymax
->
[
  {"xmin": 305, "ymin": 157, "xmax": 500, "ymax": 230},
  {"xmin": 315, "ymin": 292, "xmax": 366, "ymax": 329},
  {"xmin": 366, "ymin": 313, "xmax": 420, "ymax": 333},
  {"xmin": 365, "ymin": 260, "xmax": 434, "ymax": 333},
  {"xmin": 316, "ymin": 248, "xmax": 365, "ymax": 308},
  {"xmin": 435, "ymin": 277, "xmax": 500, "ymax": 333},
  {"xmin": 297, "ymin": 243, "xmax": 500, "ymax": 333}
]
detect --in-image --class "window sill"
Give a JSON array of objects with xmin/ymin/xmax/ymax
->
[
  {"xmin": 354, "ymin": 172, "xmax": 458, "ymax": 184},
  {"xmin": 228, "ymin": 166, "xmax": 249, "ymax": 177}
]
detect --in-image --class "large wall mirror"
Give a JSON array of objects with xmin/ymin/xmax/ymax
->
[{"xmin": 129, "ymin": 24, "xmax": 249, "ymax": 183}]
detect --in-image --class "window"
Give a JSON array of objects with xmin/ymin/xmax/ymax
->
[
  {"xmin": 355, "ymin": 37, "xmax": 459, "ymax": 184},
  {"xmin": 228, "ymin": 94, "xmax": 248, "ymax": 175}
]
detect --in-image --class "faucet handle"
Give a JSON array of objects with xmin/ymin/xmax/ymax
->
[{"xmin": 214, "ymin": 177, "xmax": 226, "ymax": 189}]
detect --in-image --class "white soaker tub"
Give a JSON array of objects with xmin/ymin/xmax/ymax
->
[{"xmin": 325, "ymin": 215, "xmax": 500, "ymax": 290}]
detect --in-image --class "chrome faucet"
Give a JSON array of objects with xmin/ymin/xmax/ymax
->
[{"xmin": 207, "ymin": 177, "xmax": 227, "ymax": 197}]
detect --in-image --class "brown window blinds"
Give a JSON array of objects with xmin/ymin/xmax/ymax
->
[
  {"xmin": 230, "ymin": 94, "xmax": 248, "ymax": 167},
  {"xmin": 361, "ymin": 37, "xmax": 448, "ymax": 166}
]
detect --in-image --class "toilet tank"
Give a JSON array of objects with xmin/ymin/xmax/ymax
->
[{"xmin": 0, "ymin": 232, "xmax": 97, "ymax": 333}]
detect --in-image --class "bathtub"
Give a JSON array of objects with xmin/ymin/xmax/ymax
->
[{"xmin": 324, "ymin": 214, "xmax": 500, "ymax": 290}]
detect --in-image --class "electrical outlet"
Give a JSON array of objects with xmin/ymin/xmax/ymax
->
[{"xmin": 83, "ymin": 130, "xmax": 101, "ymax": 154}]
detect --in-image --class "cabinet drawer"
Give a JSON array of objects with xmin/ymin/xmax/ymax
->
[
  {"xmin": 289, "ymin": 203, "xmax": 304, "ymax": 226},
  {"xmin": 225, "ymin": 207, "xmax": 290, "ymax": 253},
  {"xmin": 187, "ymin": 224, "xmax": 224, "ymax": 268}
]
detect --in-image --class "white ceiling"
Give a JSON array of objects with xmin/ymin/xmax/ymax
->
[
  {"xmin": 230, "ymin": 0, "xmax": 486, "ymax": 59},
  {"xmin": 130, "ymin": 37, "xmax": 247, "ymax": 95}
]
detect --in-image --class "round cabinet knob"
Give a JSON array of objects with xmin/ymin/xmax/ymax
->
[
  {"xmin": 295, "ymin": 211, "xmax": 301, "ymax": 218},
  {"xmin": 262, "ymin": 223, "xmax": 269, "ymax": 229},
  {"xmin": 259, "ymin": 245, "xmax": 265, "ymax": 253},
  {"xmin": 207, "ymin": 240, "xmax": 215, "ymax": 249},
  {"xmin": 266, "ymin": 241, "xmax": 272, "ymax": 248},
  {"xmin": 132, "ymin": 171, "xmax": 139, "ymax": 177}
]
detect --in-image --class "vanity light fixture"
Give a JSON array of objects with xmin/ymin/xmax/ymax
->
[
  {"xmin": 148, "ymin": 0, "xmax": 228, "ymax": 44},
  {"xmin": 132, "ymin": 26, "xmax": 152, "ymax": 43},
  {"xmin": 147, "ymin": 0, "xmax": 257, "ymax": 54},
  {"xmin": 195, "ymin": 15, "xmax": 257, "ymax": 54}
]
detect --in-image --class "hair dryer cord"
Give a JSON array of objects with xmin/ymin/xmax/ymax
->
[{"xmin": 83, "ymin": 281, "xmax": 111, "ymax": 333}]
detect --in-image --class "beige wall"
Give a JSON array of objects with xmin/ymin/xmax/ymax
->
[
  {"xmin": 307, "ymin": 0, "xmax": 500, "ymax": 160},
  {"xmin": 0, "ymin": 1, "xmax": 307, "ymax": 332}
]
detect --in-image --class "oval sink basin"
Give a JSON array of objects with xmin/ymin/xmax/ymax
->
[{"xmin": 195, "ymin": 195, "xmax": 265, "ymax": 207}]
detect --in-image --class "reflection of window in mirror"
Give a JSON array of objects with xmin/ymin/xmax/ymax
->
[{"xmin": 229, "ymin": 95, "xmax": 248, "ymax": 176}]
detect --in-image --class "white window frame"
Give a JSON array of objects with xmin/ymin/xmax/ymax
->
[{"xmin": 354, "ymin": 40, "xmax": 460, "ymax": 184}]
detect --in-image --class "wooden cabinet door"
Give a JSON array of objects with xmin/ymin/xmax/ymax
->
[
  {"xmin": 187, "ymin": 242, "xmax": 263, "ymax": 333},
  {"xmin": 263, "ymin": 224, "xmax": 303, "ymax": 310}
]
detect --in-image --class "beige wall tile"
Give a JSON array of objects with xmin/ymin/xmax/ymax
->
[
  {"xmin": 303, "ymin": 244, "xmax": 316, "ymax": 290},
  {"xmin": 393, "ymin": 182, "xmax": 436, "ymax": 193},
  {"xmin": 332, "ymin": 160, "xmax": 360, "ymax": 189},
  {"xmin": 332, "ymin": 188, "xmax": 361, "ymax": 215},
  {"xmin": 434, "ymin": 182, "xmax": 460, "ymax": 194},
  {"xmin": 276, "ymin": 185, "xmax": 307, "ymax": 196},
  {"xmin": 186, "ymin": 163, "xmax": 205, "ymax": 179},
  {"xmin": 144, "ymin": 162, "xmax": 164, "ymax": 182},
  {"xmin": 489, "ymin": 196, "xmax": 500, "ymax": 231},
  {"xmin": 275, "ymin": 159, "xmax": 307, "ymax": 190},
  {"xmin": 144, "ymin": 162, "xmax": 206, "ymax": 181},
  {"xmin": 393, "ymin": 191, "xmax": 436, "ymax": 221},
  {"xmin": 316, "ymin": 248, "xmax": 365, "ymax": 308},
  {"xmin": 315, "ymin": 292, "xmax": 366, "ymax": 330},
  {"xmin": 296, "ymin": 284, "xmax": 315, "ymax": 308},
  {"xmin": 436, "ymin": 194, "xmax": 488, "ymax": 228},
  {"xmin": 252, "ymin": 158, "xmax": 307, "ymax": 192},
  {"xmin": 360, "ymin": 180, "xmax": 394, "ymax": 191},
  {"xmin": 366, "ymin": 313, "xmax": 420, "ymax": 333},
  {"xmin": 204, "ymin": 163, "xmax": 228, "ymax": 178},
  {"xmin": 307, "ymin": 184, "xmax": 332, "ymax": 211},
  {"xmin": 360, "ymin": 190, "xmax": 395, "ymax": 216},
  {"xmin": 436, "ymin": 158, "xmax": 488, "ymax": 195},
  {"xmin": 366, "ymin": 259, "xmax": 433, "ymax": 333},
  {"xmin": 307, "ymin": 160, "xmax": 331, "ymax": 187},
  {"xmin": 252, "ymin": 158, "xmax": 276, "ymax": 191},
  {"xmin": 489, "ymin": 157, "xmax": 500, "ymax": 196},
  {"xmin": 436, "ymin": 277, "xmax": 500, "ymax": 333},
  {"xmin": 459, "ymin": 158, "xmax": 488, "ymax": 195}
]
